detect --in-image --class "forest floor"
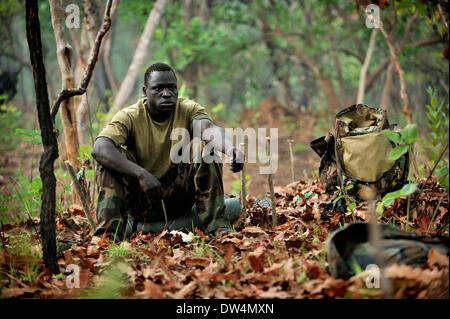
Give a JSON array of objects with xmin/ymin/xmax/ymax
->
[
  {"xmin": 0, "ymin": 176, "xmax": 448, "ymax": 299},
  {"xmin": 0, "ymin": 99, "xmax": 448, "ymax": 299}
]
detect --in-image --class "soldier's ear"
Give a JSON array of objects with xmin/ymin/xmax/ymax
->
[{"xmin": 142, "ymin": 85, "xmax": 146, "ymax": 95}]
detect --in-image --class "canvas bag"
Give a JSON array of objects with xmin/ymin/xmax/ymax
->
[{"xmin": 310, "ymin": 104, "xmax": 409, "ymax": 202}]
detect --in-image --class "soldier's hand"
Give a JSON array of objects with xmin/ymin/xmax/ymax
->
[
  {"xmin": 138, "ymin": 169, "xmax": 163, "ymax": 200},
  {"xmin": 230, "ymin": 148, "xmax": 244, "ymax": 173}
]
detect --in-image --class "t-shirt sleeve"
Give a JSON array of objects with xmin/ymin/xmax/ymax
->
[
  {"xmin": 97, "ymin": 110, "xmax": 132, "ymax": 147},
  {"xmin": 191, "ymin": 102, "xmax": 211, "ymax": 122}
]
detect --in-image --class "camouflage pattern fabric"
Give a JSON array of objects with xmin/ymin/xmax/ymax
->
[
  {"xmin": 93, "ymin": 141, "xmax": 230, "ymax": 239},
  {"xmin": 124, "ymin": 196, "xmax": 242, "ymax": 236},
  {"xmin": 310, "ymin": 104, "xmax": 409, "ymax": 205},
  {"xmin": 326, "ymin": 222, "xmax": 449, "ymax": 279}
]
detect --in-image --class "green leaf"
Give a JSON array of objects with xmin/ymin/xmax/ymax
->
[
  {"xmin": 79, "ymin": 144, "xmax": 92, "ymax": 161},
  {"xmin": 15, "ymin": 128, "xmax": 42, "ymax": 145},
  {"xmin": 333, "ymin": 195, "xmax": 345, "ymax": 205},
  {"xmin": 389, "ymin": 145, "xmax": 409, "ymax": 161},
  {"xmin": 382, "ymin": 190, "xmax": 402, "ymax": 206},
  {"xmin": 376, "ymin": 202, "xmax": 384, "ymax": 214},
  {"xmin": 437, "ymin": 166, "xmax": 449, "ymax": 191},
  {"xmin": 400, "ymin": 124, "xmax": 418, "ymax": 144},
  {"xmin": 399, "ymin": 183, "xmax": 418, "ymax": 196},
  {"xmin": 86, "ymin": 169, "xmax": 95, "ymax": 179},
  {"xmin": 382, "ymin": 130, "xmax": 402, "ymax": 144},
  {"xmin": 76, "ymin": 166, "xmax": 85, "ymax": 181}
]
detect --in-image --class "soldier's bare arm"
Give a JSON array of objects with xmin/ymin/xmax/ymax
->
[
  {"xmin": 92, "ymin": 136, "xmax": 163, "ymax": 199},
  {"xmin": 193, "ymin": 119, "xmax": 244, "ymax": 173}
]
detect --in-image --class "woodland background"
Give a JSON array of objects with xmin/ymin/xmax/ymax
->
[{"xmin": 0, "ymin": 0, "xmax": 448, "ymax": 299}]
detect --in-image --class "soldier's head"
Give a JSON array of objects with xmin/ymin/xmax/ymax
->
[{"xmin": 143, "ymin": 62, "xmax": 178, "ymax": 120}]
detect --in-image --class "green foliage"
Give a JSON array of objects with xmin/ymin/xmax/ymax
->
[
  {"xmin": 15, "ymin": 128, "xmax": 41, "ymax": 145},
  {"xmin": 376, "ymin": 183, "xmax": 418, "ymax": 214},
  {"xmin": 231, "ymin": 174, "xmax": 251, "ymax": 197},
  {"xmin": 0, "ymin": 102, "xmax": 22, "ymax": 151},
  {"xmin": 420, "ymin": 87, "xmax": 449, "ymax": 179},
  {"xmin": 82, "ymin": 260, "xmax": 131, "ymax": 299},
  {"xmin": 382, "ymin": 123, "xmax": 418, "ymax": 161},
  {"xmin": 293, "ymin": 143, "xmax": 308, "ymax": 153},
  {"xmin": 78, "ymin": 144, "xmax": 92, "ymax": 163}
]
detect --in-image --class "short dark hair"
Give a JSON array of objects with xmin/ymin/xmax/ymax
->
[{"xmin": 144, "ymin": 62, "xmax": 177, "ymax": 86}]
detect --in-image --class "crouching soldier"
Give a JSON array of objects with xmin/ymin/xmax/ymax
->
[{"xmin": 91, "ymin": 62, "xmax": 244, "ymax": 240}]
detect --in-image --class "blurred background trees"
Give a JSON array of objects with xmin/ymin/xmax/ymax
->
[{"xmin": 0, "ymin": 0, "xmax": 448, "ymax": 195}]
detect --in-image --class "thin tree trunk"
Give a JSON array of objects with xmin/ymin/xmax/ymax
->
[
  {"xmin": 182, "ymin": 0, "xmax": 198, "ymax": 99},
  {"xmin": 25, "ymin": 0, "xmax": 60, "ymax": 273},
  {"xmin": 379, "ymin": 24, "xmax": 412, "ymax": 124},
  {"xmin": 49, "ymin": 0, "xmax": 83, "ymax": 205},
  {"xmin": 110, "ymin": 0, "xmax": 168, "ymax": 112},
  {"xmin": 76, "ymin": 0, "xmax": 120, "ymax": 145},
  {"xmin": 357, "ymin": 29, "xmax": 378, "ymax": 104},
  {"xmin": 380, "ymin": 61, "xmax": 394, "ymax": 109}
]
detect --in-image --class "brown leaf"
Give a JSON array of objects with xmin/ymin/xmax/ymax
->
[
  {"xmin": 174, "ymin": 281, "xmax": 197, "ymax": 299},
  {"xmin": 387, "ymin": 264, "xmax": 442, "ymax": 284},
  {"xmin": 248, "ymin": 246, "xmax": 266, "ymax": 272},
  {"xmin": 417, "ymin": 214, "xmax": 431, "ymax": 233},
  {"xmin": 1, "ymin": 287, "xmax": 40, "ymax": 298},
  {"xmin": 241, "ymin": 226, "xmax": 266, "ymax": 235},
  {"xmin": 223, "ymin": 244, "xmax": 235, "ymax": 264},
  {"xmin": 136, "ymin": 280, "xmax": 165, "ymax": 298},
  {"xmin": 330, "ymin": 213, "xmax": 342, "ymax": 226},
  {"xmin": 185, "ymin": 257, "xmax": 210, "ymax": 268},
  {"xmin": 427, "ymin": 249, "xmax": 449, "ymax": 268}
]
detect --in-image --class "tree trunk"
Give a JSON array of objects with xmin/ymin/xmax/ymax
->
[
  {"xmin": 379, "ymin": 24, "xmax": 412, "ymax": 124},
  {"xmin": 181, "ymin": 0, "xmax": 198, "ymax": 99},
  {"xmin": 49, "ymin": 0, "xmax": 83, "ymax": 205},
  {"xmin": 110, "ymin": 0, "xmax": 168, "ymax": 113},
  {"xmin": 357, "ymin": 29, "xmax": 378, "ymax": 104},
  {"xmin": 25, "ymin": 0, "xmax": 60, "ymax": 273},
  {"xmin": 77, "ymin": 0, "xmax": 120, "ymax": 144},
  {"xmin": 380, "ymin": 61, "xmax": 394, "ymax": 109}
]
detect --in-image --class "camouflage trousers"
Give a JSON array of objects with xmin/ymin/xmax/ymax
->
[{"xmin": 93, "ymin": 142, "xmax": 230, "ymax": 239}]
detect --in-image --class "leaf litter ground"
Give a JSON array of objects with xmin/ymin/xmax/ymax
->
[{"xmin": 0, "ymin": 178, "xmax": 448, "ymax": 299}]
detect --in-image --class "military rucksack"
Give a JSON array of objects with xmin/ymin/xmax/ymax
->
[{"xmin": 310, "ymin": 104, "xmax": 409, "ymax": 205}]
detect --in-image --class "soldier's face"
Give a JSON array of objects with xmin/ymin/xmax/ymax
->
[{"xmin": 144, "ymin": 71, "xmax": 178, "ymax": 117}]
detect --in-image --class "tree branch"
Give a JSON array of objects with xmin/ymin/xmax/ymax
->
[{"xmin": 51, "ymin": 0, "xmax": 113, "ymax": 121}]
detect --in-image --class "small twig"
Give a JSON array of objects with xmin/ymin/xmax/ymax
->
[
  {"xmin": 424, "ymin": 140, "xmax": 449, "ymax": 186},
  {"xmin": 427, "ymin": 191, "xmax": 447, "ymax": 236},
  {"xmin": 161, "ymin": 199, "xmax": 168, "ymax": 230},
  {"xmin": 288, "ymin": 139, "xmax": 295, "ymax": 183},
  {"xmin": 368, "ymin": 199, "xmax": 392, "ymax": 298},
  {"xmin": 233, "ymin": 143, "xmax": 249, "ymax": 229},
  {"xmin": 65, "ymin": 161, "xmax": 96, "ymax": 230},
  {"xmin": 0, "ymin": 221, "xmax": 7, "ymax": 251},
  {"xmin": 266, "ymin": 137, "xmax": 278, "ymax": 227},
  {"xmin": 240, "ymin": 142, "xmax": 247, "ymax": 215},
  {"xmin": 405, "ymin": 195, "xmax": 411, "ymax": 232}
]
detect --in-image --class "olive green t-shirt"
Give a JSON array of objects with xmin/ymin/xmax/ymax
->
[{"xmin": 98, "ymin": 98, "xmax": 211, "ymax": 178}]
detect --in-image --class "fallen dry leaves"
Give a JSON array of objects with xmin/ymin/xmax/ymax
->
[{"xmin": 0, "ymin": 178, "xmax": 448, "ymax": 299}]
